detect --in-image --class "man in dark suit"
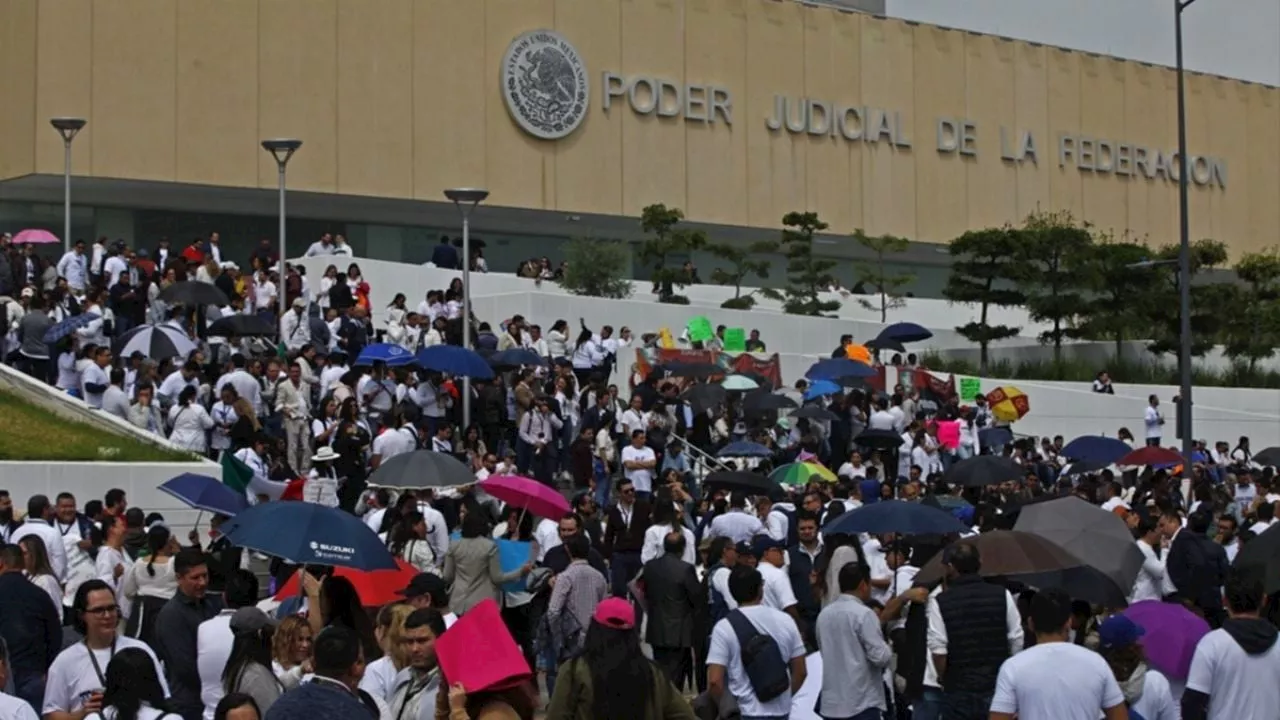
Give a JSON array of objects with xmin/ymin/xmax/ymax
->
[
  {"xmin": 0, "ymin": 543, "xmax": 63, "ymax": 710},
  {"xmin": 642, "ymin": 531, "xmax": 703, "ymax": 690},
  {"xmin": 602, "ymin": 477, "xmax": 651, "ymax": 598},
  {"xmin": 430, "ymin": 236, "xmax": 459, "ymax": 269},
  {"xmin": 1163, "ymin": 509, "xmax": 1230, "ymax": 627}
]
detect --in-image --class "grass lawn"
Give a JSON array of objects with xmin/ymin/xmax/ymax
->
[{"xmin": 0, "ymin": 388, "xmax": 198, "ymax": 462}]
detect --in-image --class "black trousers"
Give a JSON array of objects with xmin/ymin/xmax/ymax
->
[{"xmin": 651, "ymin": 646, "xmax": 691, "ymax": 692}]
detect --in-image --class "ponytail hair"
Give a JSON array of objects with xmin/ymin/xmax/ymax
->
[{"xmin": 145, "ymin": 525, "xmax": 172, "ymax": 577}]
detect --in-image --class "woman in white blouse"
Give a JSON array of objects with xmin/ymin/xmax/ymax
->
[
  {"xmin": 123, "ymin": 525, "xmax": 180, "ymax": 645},
  {"xmin": 168, "ymin": 386, "xmax": 214, "ymax": 455},
  {"xmin": 18, "ymin": 534, "xmax": 63, "ymax": 615},
  {"xmin": 386, "ymin": 511, "xmax": 436, "ymax": 573},
  {"xmin": 210, "ymin": 386, "xmax": 240, "ymax": 457},
  {"xmin": 639, "ymin": 494, "xmax": 697, "ymax": 565},
  {"xmin": 95, "ymin": 514, "xmax": 134, "ymax": 621},
  {"xmin": 546, "ymin": 320, "xmax": 570, "ymax": 360},
  {"xmin": 317, "ymin": 265, "xmax": 337, "ymax": 311}
]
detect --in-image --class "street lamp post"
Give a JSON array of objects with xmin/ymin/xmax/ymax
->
[
  {"xmin": 50, "ymin": 117, "xmax": 86, "ymax": 255},
  {"xmin": 444, "ymin": 188, "xmax": 490, "ymax": 429},
  {"xmin": 261, "ymin": 139, "xmax": 302, "ymax": 335},
  {"xmin": 1173, "ymin": 0, "xmax": 1199, "ymax": 481}
]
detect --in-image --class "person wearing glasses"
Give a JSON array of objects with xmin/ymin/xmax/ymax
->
[{"xmin": 42, "ymin": 580, "xmax": 170, "ymax": 720}]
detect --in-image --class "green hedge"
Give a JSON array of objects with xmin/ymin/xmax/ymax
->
[{"xmin": 920, "ymin": 352, "xmax": 1280, "ymax": 389}]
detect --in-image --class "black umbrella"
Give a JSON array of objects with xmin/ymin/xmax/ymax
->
[
  {"xmin": 942, "ymin": 455, "xmax": 1023, "ymax": 488},
  {"xmin": 742, "ymin": 391, "xmax": 798, "ymax": 413},
  {"xmin": 1252, "ymin": 446, "xmax": 1280, "ymax": 468},
  {"xmin": 366, "ymin": 450, "xmax": 475, "ymax": 490},
  {"xmin": 790, "ymin": 405, "xmax": 839, "ymax": 422},
  {"xmin": 865, "ymin": 336, "xmax": 907, "ymax": 353},
  {"xmin": 1013, "ymin": 496, "xmax": 1146, "ymax": 594},
  {"xmin": 113, "ymin": 323, "xmax": 198, "ymax": 359},
  {"xmin": 1234, "ymin": 523, "xmax": 1280, "ymax": 594},
  {"xmin": 704, "ymin": 470, "xmax": 775, "ymax": 496},
  {"xmin": 855, "ymin": 428, "xmax": 903, "ymax": 451},
  {"xmin": 878, "ymin": 322, "xmax": 933, "ymax": 344},
  {"xmin": 208, "ymin": 314, "xmax": 275, "ymax": 337},
  {"xmin": 682, "ymin": 383, "xmax": 727, "ymax": 414},
  {"xmin": 159, "ymin": 281, "xmax": 229, "ymax": 307}
]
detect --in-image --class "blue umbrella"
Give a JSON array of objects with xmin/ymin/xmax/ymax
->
[
  {"xmin": 824, "ymin": 499, "xmax": 968, "ymax": 535},
  {"xmin": 416, "ymin": 344, "xmax": 494, "ymax": 379},
  {"xmin": 717, "ymin": 441, "xmax": 774, "ymax": 458},
  {"xmin": 157, "ymin": 473, "xmax": 248, "ymax": 517},
  {"xmin": 978, "ymin": 426, "xmax": 1014, "ymax": 449},
  {"xmin": 878, "ymin": 322, "xmax": 933, "ymax": 344},
  {"xmin": 1061, "ymin": 435, "xmax": 1131, "ymax": 465},
  {"xmin": 805, "ymin": 358, "xmax": 876, "ymax": 381},
  {"xmin": 355, "ymin": 343, "xmax": 416, "ymax": 367},
  {"xmin": 219, "ymin": 502, "xmax": 397, "ymax": 570},
  {"xmin": 803, "ymin": 379, "xmax": 842, "ymax": 401},
  {"xmin": 488, "ymin": 348, "xmax": 546, "ymax": 368},
  {"xmin": 43, "ymin": 312, "xmax": 99, "ymax": 344}
]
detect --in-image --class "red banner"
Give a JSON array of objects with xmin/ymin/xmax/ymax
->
[{"xmin": 634, "ymin": 348, "xmax": 783, "ymax": 389}]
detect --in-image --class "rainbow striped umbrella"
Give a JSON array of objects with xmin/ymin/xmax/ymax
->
[{"xmin": 769, "ymin": 461, "xmax": 837, "ymax": 486}]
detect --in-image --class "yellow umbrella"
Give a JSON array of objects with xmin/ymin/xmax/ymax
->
[
  {"xmin": 843, "ymin": 343, "xmax": 872, "ymax": 364},
  {"xmin": 986, "ymin": 386, "xmax": 1030, "ymax": 423}
]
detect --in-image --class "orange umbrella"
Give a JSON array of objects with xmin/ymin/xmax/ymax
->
[
  {"xmin": 986, "ymin": 386, "xmax": 1030, "ymax": 423},
  {"xmin": 843, "ymin": 344, "xmax": 872, "ymax": 364}
]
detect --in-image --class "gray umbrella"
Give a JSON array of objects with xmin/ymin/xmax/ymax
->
[
  {"xmin": 1013, "ymin": 495, "xmax": 1145, "ymax": 594},
  {"xmin": 366, "ymin": 450, "xmax": 475, "ymax": 490}
]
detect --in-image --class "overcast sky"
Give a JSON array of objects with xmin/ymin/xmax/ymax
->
[{"xmin": 888, "ymin": 0, "xmax": 1280, "ymax": 86}]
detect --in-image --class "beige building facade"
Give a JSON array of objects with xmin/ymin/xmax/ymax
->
[{"xmin": 0, "ymin": 0, "xmax": 1276, "ymax": 259}]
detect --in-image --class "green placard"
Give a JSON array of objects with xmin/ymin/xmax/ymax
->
[
  {"xmin": 687, "ymin": 315, "xmax": 714, "ymax": 343},
  {"xmin": 959, "ymin": 377, "xmax": 982, "ymax": 402},
  {"xmin": 723, "ymin": 327, "xmax": 746, "ymax": 352}
]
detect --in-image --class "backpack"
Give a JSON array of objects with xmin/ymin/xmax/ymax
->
[
  {"xmin": 725, "ymin": 609, "xmax": 791, "ymax": 702},
  {"xmin": 775, "ymin": 506, "xmax": 799, "ymax": 548}
]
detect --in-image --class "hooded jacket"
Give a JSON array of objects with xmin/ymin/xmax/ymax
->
[{"xmin": 1221, "ymin": 616, "xmax": 1279, "ymax": 655}]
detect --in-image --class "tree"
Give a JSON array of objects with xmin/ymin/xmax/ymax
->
[
  {"xmin": 942, "ymin": 227, "xmax": 1029, "ymax": 374},
  {"xmin": 1141, "ymin": 239, "xmax": 1229, "ymax": 359},
  {"xmin": 851, "ymin": 230, "xmax": 914, "ymax": 323},
  {"xmin": 637, "ymin": 203, "xmax": 708, "ymax": 303},
  {"xmin": 1076, "ymin": 239, "xmax": 1162, "ymax": 362},
  {"xmin": 557, "ymin": 237, "xmax": 633, "ymax": 299},
  {"xmin": 1018, "ymin": 211, "xmax": 1095, "ymax": 372},
  {"xmin": 707, "ymin": 239, "xmax": 780, "ymax": 310},
  {"xmin": 761, "ymin": 211, "xmax": 841, "ymax": 317},
  {"xmin": 1222, "ymin": 248, "xmax": 1280, "ymax": 371}
]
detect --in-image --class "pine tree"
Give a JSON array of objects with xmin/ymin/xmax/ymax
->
[
  {"xmin": 942, "ymin": 227, "xmax": 1029, "ymax": 374},
  {"xmin": 851, "ymin": 230, "xmax": 914, "ymax": 323},
  {"xmin": 761, "ymin": 211, "xmax": 841, "ymax": 317}
]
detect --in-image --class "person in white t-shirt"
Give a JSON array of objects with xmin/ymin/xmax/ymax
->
[
  {"xmin": 44, "ymin": 581, "xmax": 170, "ymax": 719},
  {"xmin": 706, "ymin": 566, "xmax": 807, "ymax": 718},
  {"xmin": 197, "ymin": 570, "xmax": 260, "ymax": 720},
  {"xmin": 1182, "ymin": 571, "xmax": 1280, "ymax": 720},
  {"xmin": 620, "ymin": 430, "xmax": 657, "ymax": 498},
  {"xmin": 752, "ymin": 537, "xmax": 798, "ymax": 616},
  {"xmin": 1143, "ymin": 395, "xmax": 1165, "ymax": 446},
  {"xmin": 989, "ymin": 588, "xmax": 1127, "ymax": 720}
]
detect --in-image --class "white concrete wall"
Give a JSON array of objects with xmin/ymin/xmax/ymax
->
[
  {"xmin": 0, "ymin": 462, "xmax": 217, "ymax": 537},
  {"xmin": 937, "ymin": 342, "xmax": 1280, "ymax": 375}
]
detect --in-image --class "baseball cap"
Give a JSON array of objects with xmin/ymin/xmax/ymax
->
[
  {"xmin": 398, "ymin": 572, "xmax": 448, "ymax": 600},
  {"xmin": 592, "ymin": 597, "xmax": 635, "ymax": 630},
  {"xmin": 1098, "ymin": 615, "xmax": 1146, "ymax": 649},
  {"xmin": 734, "ymin": 541, "xmax": 755, "ymax": 557},
  {"xmin": 751, "ymin": 535, "xmax": 785, "ymax": 557},
  {"xmin": 229, "ymin": 607, "xmax": 277, "ymax": 634}
]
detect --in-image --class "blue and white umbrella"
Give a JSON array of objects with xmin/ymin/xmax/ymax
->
[
  {"xmin": 43, "ymin": 312, "xmax": 99, "ymax": 344},
  {"xmin": 416, "ymin": 344, "xmax": 494, "ymax": 379},
  {"xmin": 219, "ymin": 501, "xmax": 397, "ymax": 571},
  {"xmin": 355, "ymin": 343, "xmax": 416, "ymax": 368}
]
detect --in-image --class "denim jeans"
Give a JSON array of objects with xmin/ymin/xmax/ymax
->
[{"xmin": 912, "ymin": 688, "xmax": 944, "ymax": 720}]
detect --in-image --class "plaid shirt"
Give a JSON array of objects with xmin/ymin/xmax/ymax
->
[{"xmin": 548, "ymin": 560, "xmax": 608, "ymax": 635}]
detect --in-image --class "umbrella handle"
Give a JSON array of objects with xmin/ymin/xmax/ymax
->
[{"xmin": 193, "ymin": 510, "xmax": 203, "ymax": 541}]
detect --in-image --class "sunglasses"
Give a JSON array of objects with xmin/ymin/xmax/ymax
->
[{"xmin": 84, "ymin": 605, "xmax": 120, "ymax": 617}]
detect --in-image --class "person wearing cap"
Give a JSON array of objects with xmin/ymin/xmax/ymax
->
[
  {"xmin": 280, "ymin": 297, "xmax": 311, "ymax": 354},
  {"xmin": 751, "ymin": 535, "xmax": 798, "ymax": 620},
  {"xmin": 398, "ymin": 573, "xmax": 457, "ymax": 628},
  {"xmin": 926, "ymin": 543, "xmax": 1024, "ymax": 719},
  {"xmin": 989, "ymin": 589, "xmax": 1126, "ymax": 720},
  {"xmin": 546, "ymin": 596, "xmax": 695, "ymax": 720},
  {"xmin": 1096, "ymin": 615, "xmax": 1178, "ymax": 720},
  {"xmin": 222, "ymin": 608, "xmax": 284, "ymax": 716}
]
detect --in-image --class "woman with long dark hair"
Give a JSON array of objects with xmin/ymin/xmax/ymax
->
[
  {"xmin": 221, "ymin": 609, "xmax": 284, "ymax": 715},
  {"xmin": 545, "ymin": 597, "xmax": 694, "ymax": 720},
  {"xmin": 18, "ymin": 534, "xmax": 62, "ymax": 615},
  {"xmin": 212, "ymin": 693, "xmax": 260, "ymax": 720},
  {"xmin": 91, "ymin": 647, "xmax": 179, "ymax": 720},
  {"xmin": 387, "ymin": 510, "xmax": 435, "ymax": 573},
  {"xmin": 121, "ymin": 525, "xmax": 179, "ymax": 643}
]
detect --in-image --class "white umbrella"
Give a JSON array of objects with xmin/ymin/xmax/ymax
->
[
  {"xmin": 113, "ymin": 323, "xmax": 197, "ymax": 360},
  {"xmin": 722, "ymin": 374, "xmax": 759, "ymax": 391}
]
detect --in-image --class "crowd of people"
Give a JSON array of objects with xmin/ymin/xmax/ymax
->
[{"xmin": 0, "ymin": 230, "xmax": 1278, "ymax": 720}]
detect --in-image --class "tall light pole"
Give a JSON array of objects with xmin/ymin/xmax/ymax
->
[
  {"xmin": 50, "ymin": 117, "xmax": 86, "ymax": 255},
  {"xmin": 444, "ymin": 187, "xmax": 490, "ymax": 429},
  {"xmin": 1173, "ymin": 0, "xmax": 1199, "ymax": 481},
  {"xmin": 261, "ymin": 139, "xmax": 302, "ymax": 334}
]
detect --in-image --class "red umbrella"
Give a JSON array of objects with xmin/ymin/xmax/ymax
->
[
  {"xmin": 274, "ymin": 558, "xmax": 420, "ymax": 607},
  {"xmin": 1117, "ymin": 446, "xmax": 1184, "ymax": 467}
]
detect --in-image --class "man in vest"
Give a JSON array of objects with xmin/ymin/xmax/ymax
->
[
  {"xmin": 785, "ymin": 510, "xmax": 823, "ymax": 649},
  {"xmin": 925, "ymin": 542, "xmax": 1024, "ymax": 720}
]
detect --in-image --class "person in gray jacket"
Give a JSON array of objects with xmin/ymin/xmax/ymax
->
[
  {"xmin": 17, "ymin": 292, "xmax": 53, "ymax": 383},
  {"xmin": 222, "ymin": 608, "xmax": 285, "ymax": 716}
]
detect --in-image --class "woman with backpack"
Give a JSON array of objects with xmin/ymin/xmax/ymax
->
[{"xmin": 546, "ymin": 598, "xmax": 694, "ymax": 720}]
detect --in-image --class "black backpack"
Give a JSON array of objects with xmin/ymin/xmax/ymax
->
[{"xmin": 725, "ymin": 610, "xmax": 791, "ymax": 702}]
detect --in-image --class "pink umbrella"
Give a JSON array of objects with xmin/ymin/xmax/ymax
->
[
  {"xmin": 11, "ymin": 228, "xmax": 60, "ymax": 245},
  {"xmin": 479, "ymin": 474, "xmax": 570, "ymax": 520}
]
